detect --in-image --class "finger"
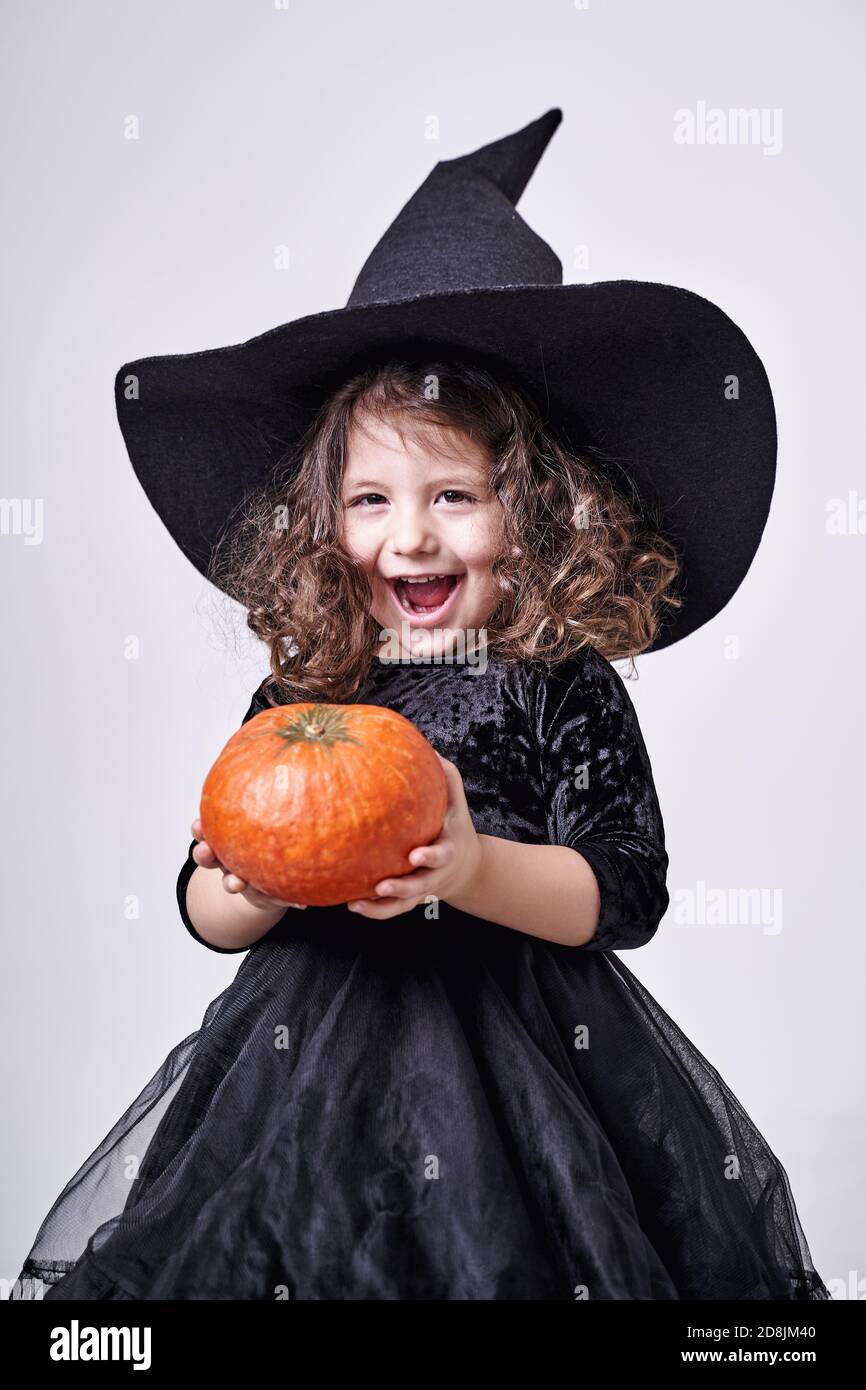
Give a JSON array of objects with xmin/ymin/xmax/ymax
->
[
  {"xmin": 222, "ymin": 872, "xmax": 248, "ymax": 893},
  {"xmin": 373, "ymin": 867, "xmax": 440, "ymax": 898},
  {"xmin": 191, "ymin": 817, "xmax": 203, "ymax": 839},
  {"xmin": 347, "ymin": 895, "xmax": 419, "ymax": 919},
  {"xmin": 436, "ymin": 754, "xmax": 462, "ymax": 786},
  {"xmin": 192, "ymin": 841, "xmax": 221, "ymax": 869},
  {"xmin": 191, "ymin": 834, "xmax": 223, "ymax": 867},
  {"xmin": 436, "ymin": 757, "xmax": 468, "ymax": 816},
  {"xmin": 406, "ymin": 842, "xmax": 451, "ymax": 870}
]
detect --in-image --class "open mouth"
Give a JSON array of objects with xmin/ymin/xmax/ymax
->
[{"xmin": 387, "ymin": 573, "xmax": 463, "ymax": 622}]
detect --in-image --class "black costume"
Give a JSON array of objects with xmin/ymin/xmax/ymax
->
[{"xmin": 12, "ymin": 649, "xmax": 829, "ymax": 1300}]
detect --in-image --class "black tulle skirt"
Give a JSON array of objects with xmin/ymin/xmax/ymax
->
[{"xmin": 10, "ymin": 909, "xmax": 830, "ymax": 1301}]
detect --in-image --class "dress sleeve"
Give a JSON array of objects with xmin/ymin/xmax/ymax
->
[
  {"xmin": 532, "ymin": 648, "xmax": 670, "ymax": 952},
  {"xmin": 177, "ymin": 679, "xmax": 278, "ymax": 952}
]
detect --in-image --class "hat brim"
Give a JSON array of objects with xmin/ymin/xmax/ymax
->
[{"xmin": 114, "ymin": 279, "xmax": 776, "ymax": 653}]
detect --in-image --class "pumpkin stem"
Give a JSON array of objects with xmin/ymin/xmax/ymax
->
[{"xmin": 278, "ymin": 705, "xmax": 364, "ymax": 752}]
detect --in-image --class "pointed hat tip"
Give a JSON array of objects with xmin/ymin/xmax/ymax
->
[
  {"xmin": 516, "ymin": 106, "xmax": 563, "ymax": 146},
  {"xmin": 534, "ymin": 106, "xmax": 563, "ymax": 148},
  {"xmin": 452, "ymin": 106, "xmax": 564, "ymax": 206}
]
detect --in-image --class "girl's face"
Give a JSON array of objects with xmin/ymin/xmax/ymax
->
[{"xmin": 340, "ymin": 413, "xmax": 503, "ymax": 660}]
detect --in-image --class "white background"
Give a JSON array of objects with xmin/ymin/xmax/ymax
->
[{"xmin": 2, "ymin": 0, "xmax": 862, "ymax": 1295}]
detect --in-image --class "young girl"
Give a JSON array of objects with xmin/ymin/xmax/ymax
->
[
  {"xmin": 12, "ymin": 355, "xmax": 828, "ymax": 1301},
  {"xmin": 11, "ymin": 107, "xmax": 830, "ymax": 1301}
]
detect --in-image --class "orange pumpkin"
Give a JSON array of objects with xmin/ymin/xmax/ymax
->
[{"xmin": 199, "ymin": 703, "xmax": 449, "ymax": 907}]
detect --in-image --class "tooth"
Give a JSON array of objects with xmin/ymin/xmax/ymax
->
[{"xmin": 395, "ymin": 573, "xmax": 456, "ymax": 585}]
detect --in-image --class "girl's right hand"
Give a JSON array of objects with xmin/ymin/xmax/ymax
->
[{"xmin": 190, "ymin": 817, "xmax": 308, "ymax": 911}]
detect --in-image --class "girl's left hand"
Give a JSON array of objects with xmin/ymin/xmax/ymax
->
[{"xmin": 346, "ymin": 754, "xmax": 482, "ymax": 919}]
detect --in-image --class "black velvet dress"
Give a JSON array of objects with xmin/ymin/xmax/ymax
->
[{"xmin": 11, "ymin": 647, "xmax": 830, "ymax": 1300}]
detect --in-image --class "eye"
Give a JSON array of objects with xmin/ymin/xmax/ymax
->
[
  {"xmin": 347, "ymin": 493, "xmax": 387, "ymax": 507},
  {"xmin": 438, "ymin": 490, "xmax": 477, "ymax": 504}
]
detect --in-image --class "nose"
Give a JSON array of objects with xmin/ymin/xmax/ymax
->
[{"xmin": 387, "ymin": 501, "xmax": 439, "ymax": 557}]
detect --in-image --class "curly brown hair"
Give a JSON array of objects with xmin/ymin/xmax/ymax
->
[{"xmin": 207, "ymin": 355, "xmax": 683, "ymax": 704}]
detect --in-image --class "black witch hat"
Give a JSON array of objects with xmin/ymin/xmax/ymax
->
[{"xmin": 114, "ymin": 108, "xmax": 776, "ymax": 651}]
